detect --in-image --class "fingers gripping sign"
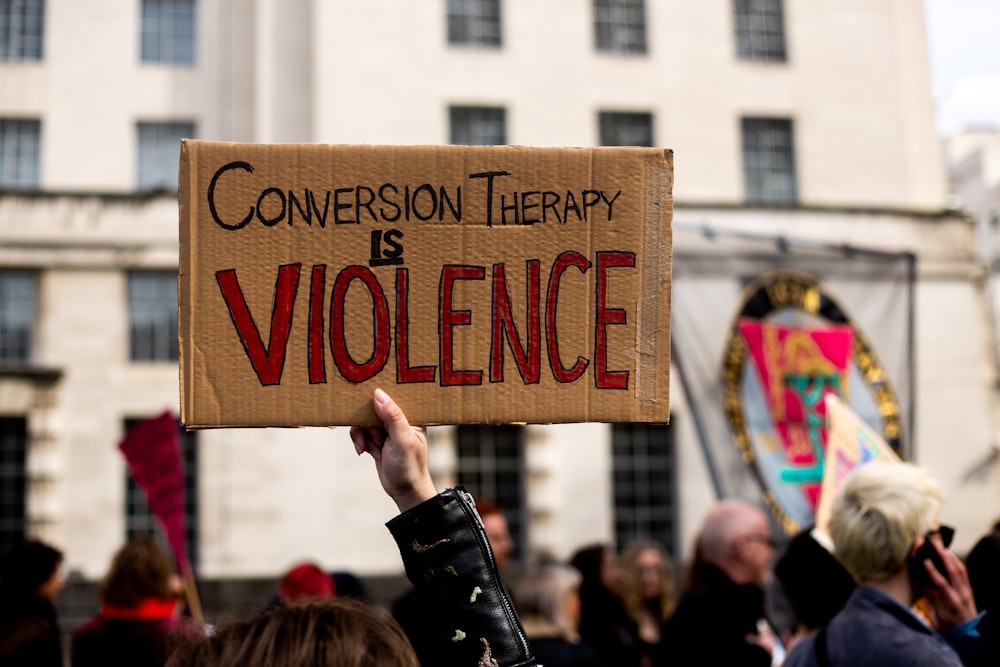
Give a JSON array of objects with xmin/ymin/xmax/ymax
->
[{"xmin": 350, "ymin": 388, "xmax": 438, "ymax": 513}]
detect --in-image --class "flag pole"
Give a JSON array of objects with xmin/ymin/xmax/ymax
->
[{"xmin": 181, "ymin": 567, "xmax": 205, "ymax": 625}]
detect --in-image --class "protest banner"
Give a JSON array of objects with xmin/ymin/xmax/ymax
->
[
  {"xmin": 814, "ymin": 394, "xmax": 901, "ymax": 537},
  {"xmin": 179, "ymin": 142, "xmax": 673, "ymax": 427},
  {"xmin": 118, "ymin": 412, "xmax": 203, "ymax": 621}
]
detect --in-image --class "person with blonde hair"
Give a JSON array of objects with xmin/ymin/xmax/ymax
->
[
  {"xmin": 783, "ymin": 461, "xmax": 984, "ymax": 667},
  {"xmin": 513, "ymin": 556, "xmax": 602, "ymax": 667}
]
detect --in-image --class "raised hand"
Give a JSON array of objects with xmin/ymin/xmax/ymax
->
[
  {"xmin": 349, "ymin": 388, "xmax": 438, "ymax": 513},
  {"xmin": 922, "ymin": 540, "xmax": 978, "ymax": 634}
]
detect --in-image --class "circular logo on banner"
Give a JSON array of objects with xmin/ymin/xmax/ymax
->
[{"xmin": 721, "ymin": 270, "xmax": 903, "ymax": 534}]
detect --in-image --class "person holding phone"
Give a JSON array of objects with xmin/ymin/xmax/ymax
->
[{"xmin": 783, "ymin": 462, "xmax": 985, "ymax": 667}]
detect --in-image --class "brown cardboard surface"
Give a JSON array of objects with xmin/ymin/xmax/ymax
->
[{"xmin": 179, "ymin": 141, "xmax": 672, "ymax": 427}]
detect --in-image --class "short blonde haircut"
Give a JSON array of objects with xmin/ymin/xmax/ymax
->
[{"xmin": 829, "ymin": 462, "xmax": 943, "ymax": 583}]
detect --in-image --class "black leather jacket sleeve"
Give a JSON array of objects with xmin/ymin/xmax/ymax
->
[{"xmin": 386, "ymin": 486, "xmax": 536, "ymax": 667}]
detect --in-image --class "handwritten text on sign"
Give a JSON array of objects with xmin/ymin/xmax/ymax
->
[{"xmin": 179, "ymin": 143, "xmax": 672, "ymax": 427}]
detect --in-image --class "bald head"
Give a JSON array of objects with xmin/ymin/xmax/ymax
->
[{"xmin": 699, "ymin": 500, "xmax": 773, "ymax": 585}]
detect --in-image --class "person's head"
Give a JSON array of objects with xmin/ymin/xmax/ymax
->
[
  {"xmin": 570, "ymin": 543, "xmax": 623, "ymax": 599},
  {"xmin": 100, "ymin": 535, "xmax": 176, "ymax": 608},
  {"xmin": 0, "ymin": 538, "xmax": 64, "ymax": 602},
  {"xmin": 474, "ymin": 497, "xmax": 514, "ymax": 572},
  {"xmin": 513, "ymin": 556, "xmax": 583, "ymax": 642},
  {"xmin": 166, "ymin": 598, "xmax": 418, "ymax": 667},
  {"xmin": 621, "ymin": 539, "xmax": 674, "ymax": 622},
  {"xmin": 828, "ymin": 461, "xmax": 944, "ymax": 585},
  {"xmin": 699, "ymin": 499, "xmax": 774, "ymax": 586},
  {"xmin": 279, "ymin": 562, "xmax": 336, "ymax": 606}
]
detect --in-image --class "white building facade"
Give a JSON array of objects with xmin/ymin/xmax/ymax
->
[{"xmin": 1, "ymin": 0, "xmax": 998, "ymax": 605}]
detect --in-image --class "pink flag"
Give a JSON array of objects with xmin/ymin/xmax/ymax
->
[{"xmin": 118, "ymin": 411, "xmax": 190, "ymax": 573}]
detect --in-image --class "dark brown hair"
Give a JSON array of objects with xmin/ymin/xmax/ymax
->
[
  {"xmin": 100, "ymin": 535, "xmax": 176, "ymax": 607},
  {"xmin": 166, "ymin": 599, "xmax": 419, "ymax": 667}
]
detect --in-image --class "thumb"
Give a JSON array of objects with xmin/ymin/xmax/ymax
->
[{"xmin": 373, "ymin": 388, "xmax": 411, "ymax": 439}]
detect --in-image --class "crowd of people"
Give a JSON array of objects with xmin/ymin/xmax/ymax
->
[{"xmin": 0, "ymin": 388, "xmax": 996, "ymax": 666}]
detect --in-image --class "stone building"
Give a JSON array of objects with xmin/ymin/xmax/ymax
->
[{"xmin": 0, "ymin": 0, "xmax": 997, "ymax": 617}]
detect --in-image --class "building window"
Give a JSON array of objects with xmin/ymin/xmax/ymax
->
[
  {"xmin": 449, "ymin": 106, "xmax": 506, "ymax": 145},
  {"xmin": 599, "ymin": 111, "xmax": 654, "ymax": 147},
  {"xmin": 612, "ymin": 423, "xmax": 677, "ymax": 555},
  {"xmin": 140, "ymin": 0, "xmax": 195, "ymax": 64},
  {"xmin": 124, "ymin": 418, "xmax": 198, "ymax": 570},
  {"xmin": 0, "ymin": 418, "xmax": 27, "ymax": 554},
  {"xmin": 0, "ymin": 0, "xmax": 44, "ymax": 60},
  {"xmin": 0, "ymin": 119, "xmax": 40, "ymax": 188},
  {"xmin": 0, "ymin": 271, "xmax": 35, "ymax": 364},
  {"xmin": 128, "ymin": 271, "xmax": 178, "ymax": 362},
  {"xmin": 594, "ymin": 0, "xmax": 646, "ymax": 55},
  {"xmin": 447, "ymin": 0, "xmax": 501, "ymax": 47},
  {"xmin": 455, "ymin": 425, "xmax": 525, "ymax": 561},
  {"xmin": 137, "ymin": 122, "xmax": 193, "ymax": 191},
  {"xmin": 741, "ymin": 117, "xmax": 797, "ymax": 204},
  {"xmin": 734, "ymin": 0, "xmax": 787, "ymax": 62}
]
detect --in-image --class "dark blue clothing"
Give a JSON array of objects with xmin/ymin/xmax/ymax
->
[{"xmin": 784, "ymin": 586, "xmax": 965, "ymax": 667}]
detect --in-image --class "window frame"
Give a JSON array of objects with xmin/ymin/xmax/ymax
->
[
  {"xmin": 0, "ymin": 0, "xmax": 45, "ymax": 61},
  {"xmin": 598, "ymin": 110, "xmax": 655, "ymax": 147},
  {"xmin": 0, "ymin": 270, "xmax": 36, "ymax": 365},
  {"xmin": 140, "ymin": 0, "xmax": 196, "ymax": 65},
  {"xmin": 733, "ymin": 0, "xmax": 787, "ymax": 63},
  {"xmin": 127, "ymin": 270, "xmax": 179, "ymax": 363},
  {"xmin": 136, "ymin": 121, "xmax": 194, "ymax": 192},
  {"xmin": 449, "ymin": 106, "xmax": 507, "ymax": 146},
  {"xmin": 741, "ymin": 116, "xmax": 798, "ymax": 205},
  {"xmin": 446, "ymin": 0, "xmax": 501, "ymax": 48},
  {"xmin": 594, "ymin": 0, "xmax": 647, "ymax": 55},
  {"xmin": 0, "ymin": 118, "xmax": 41, "ymax": 188},
  {"xmin": 612, "ymin": 422, "xmax": 678, "ymax": 556},
  {"xmin": 455, "ymin": 424, "xmax": 527, "ymax": 562},
  {"xmin": 0, "ymin": 417, "xmax": 28, "ymax": 554}
]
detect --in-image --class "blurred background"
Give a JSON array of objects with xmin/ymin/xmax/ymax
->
[{"xmin": 0, "ymin": 0, "xmax": 997, "ymax": 631}]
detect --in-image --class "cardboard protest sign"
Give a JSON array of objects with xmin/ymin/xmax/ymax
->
[
  {"xmin": 814, "ymin": 394, "xmax": 900, "ymax": 536},
  {"xmin": 179, "ymin": 142, "xmax": 673, "ymax": 427},
  {"xmin": 118, "ymin": 411, "xmax": 190, "ymax": 573}
]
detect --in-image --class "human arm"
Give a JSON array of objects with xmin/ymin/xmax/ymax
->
[{"xmin": 352, "ymin": 389, "xmax": 536, "ymax": 667}]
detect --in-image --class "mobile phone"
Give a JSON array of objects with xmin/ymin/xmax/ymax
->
[{"xmin": 909, "ymin": 539, "xmax": 950, "ymax": 589}]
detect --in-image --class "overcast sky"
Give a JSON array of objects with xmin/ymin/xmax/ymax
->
[{"xmin": 923, "ymin": 0, "xmax": 1000, "ymax": 135}]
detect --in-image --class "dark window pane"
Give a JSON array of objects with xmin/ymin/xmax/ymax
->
[
  {"xmin": 141, "ymin": 0, "xmax": 195, "ymax": 64},
  {"xmin": 742, "ymin": 117, "xmax": 797, "ymax": 204},
  {"xmin": 0, "ymin": 0, "xmax": 44, "ymax": 61},
  {"xmin": 599, "ymin": 111, "xmax": 654, "ymax": 147},
  {"xmin": 447, "ymin": 0, "xmax": 501, "ymax": 47},
  {"xmin": 128, "ymin": 271, "xmax": 179, "ymax": 362},
  {"xmin": 0, "ymin": 418, "xmax": 27, "ymax": 553},
  {"xmin": 449, "ymin": 106, "xmax": 506, "ymax": 146},
  {"xmin": 0, "ymin": 271, "xmax": 35, "ymax": 363},
  {"xmin": 0, "ymin": 119, "xmax": 40, "ymax": 188},
  {"xmin": 734, "ymin": 0, "xmax": 787, "ymax": 62},
  {"xmin": 137, "ymin": 122, "xmax": 194, "ymax": 191},
  {"xmin": 612, "ymin": 422, "xmax": 677, "ymax": 555},
  {"xmin": 455, "ymin": 425, "xmax": 525, "ymax": 561},
  {"xmin": 594, "ymin": 0, "xmax": 646, "ymax": 55}
]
